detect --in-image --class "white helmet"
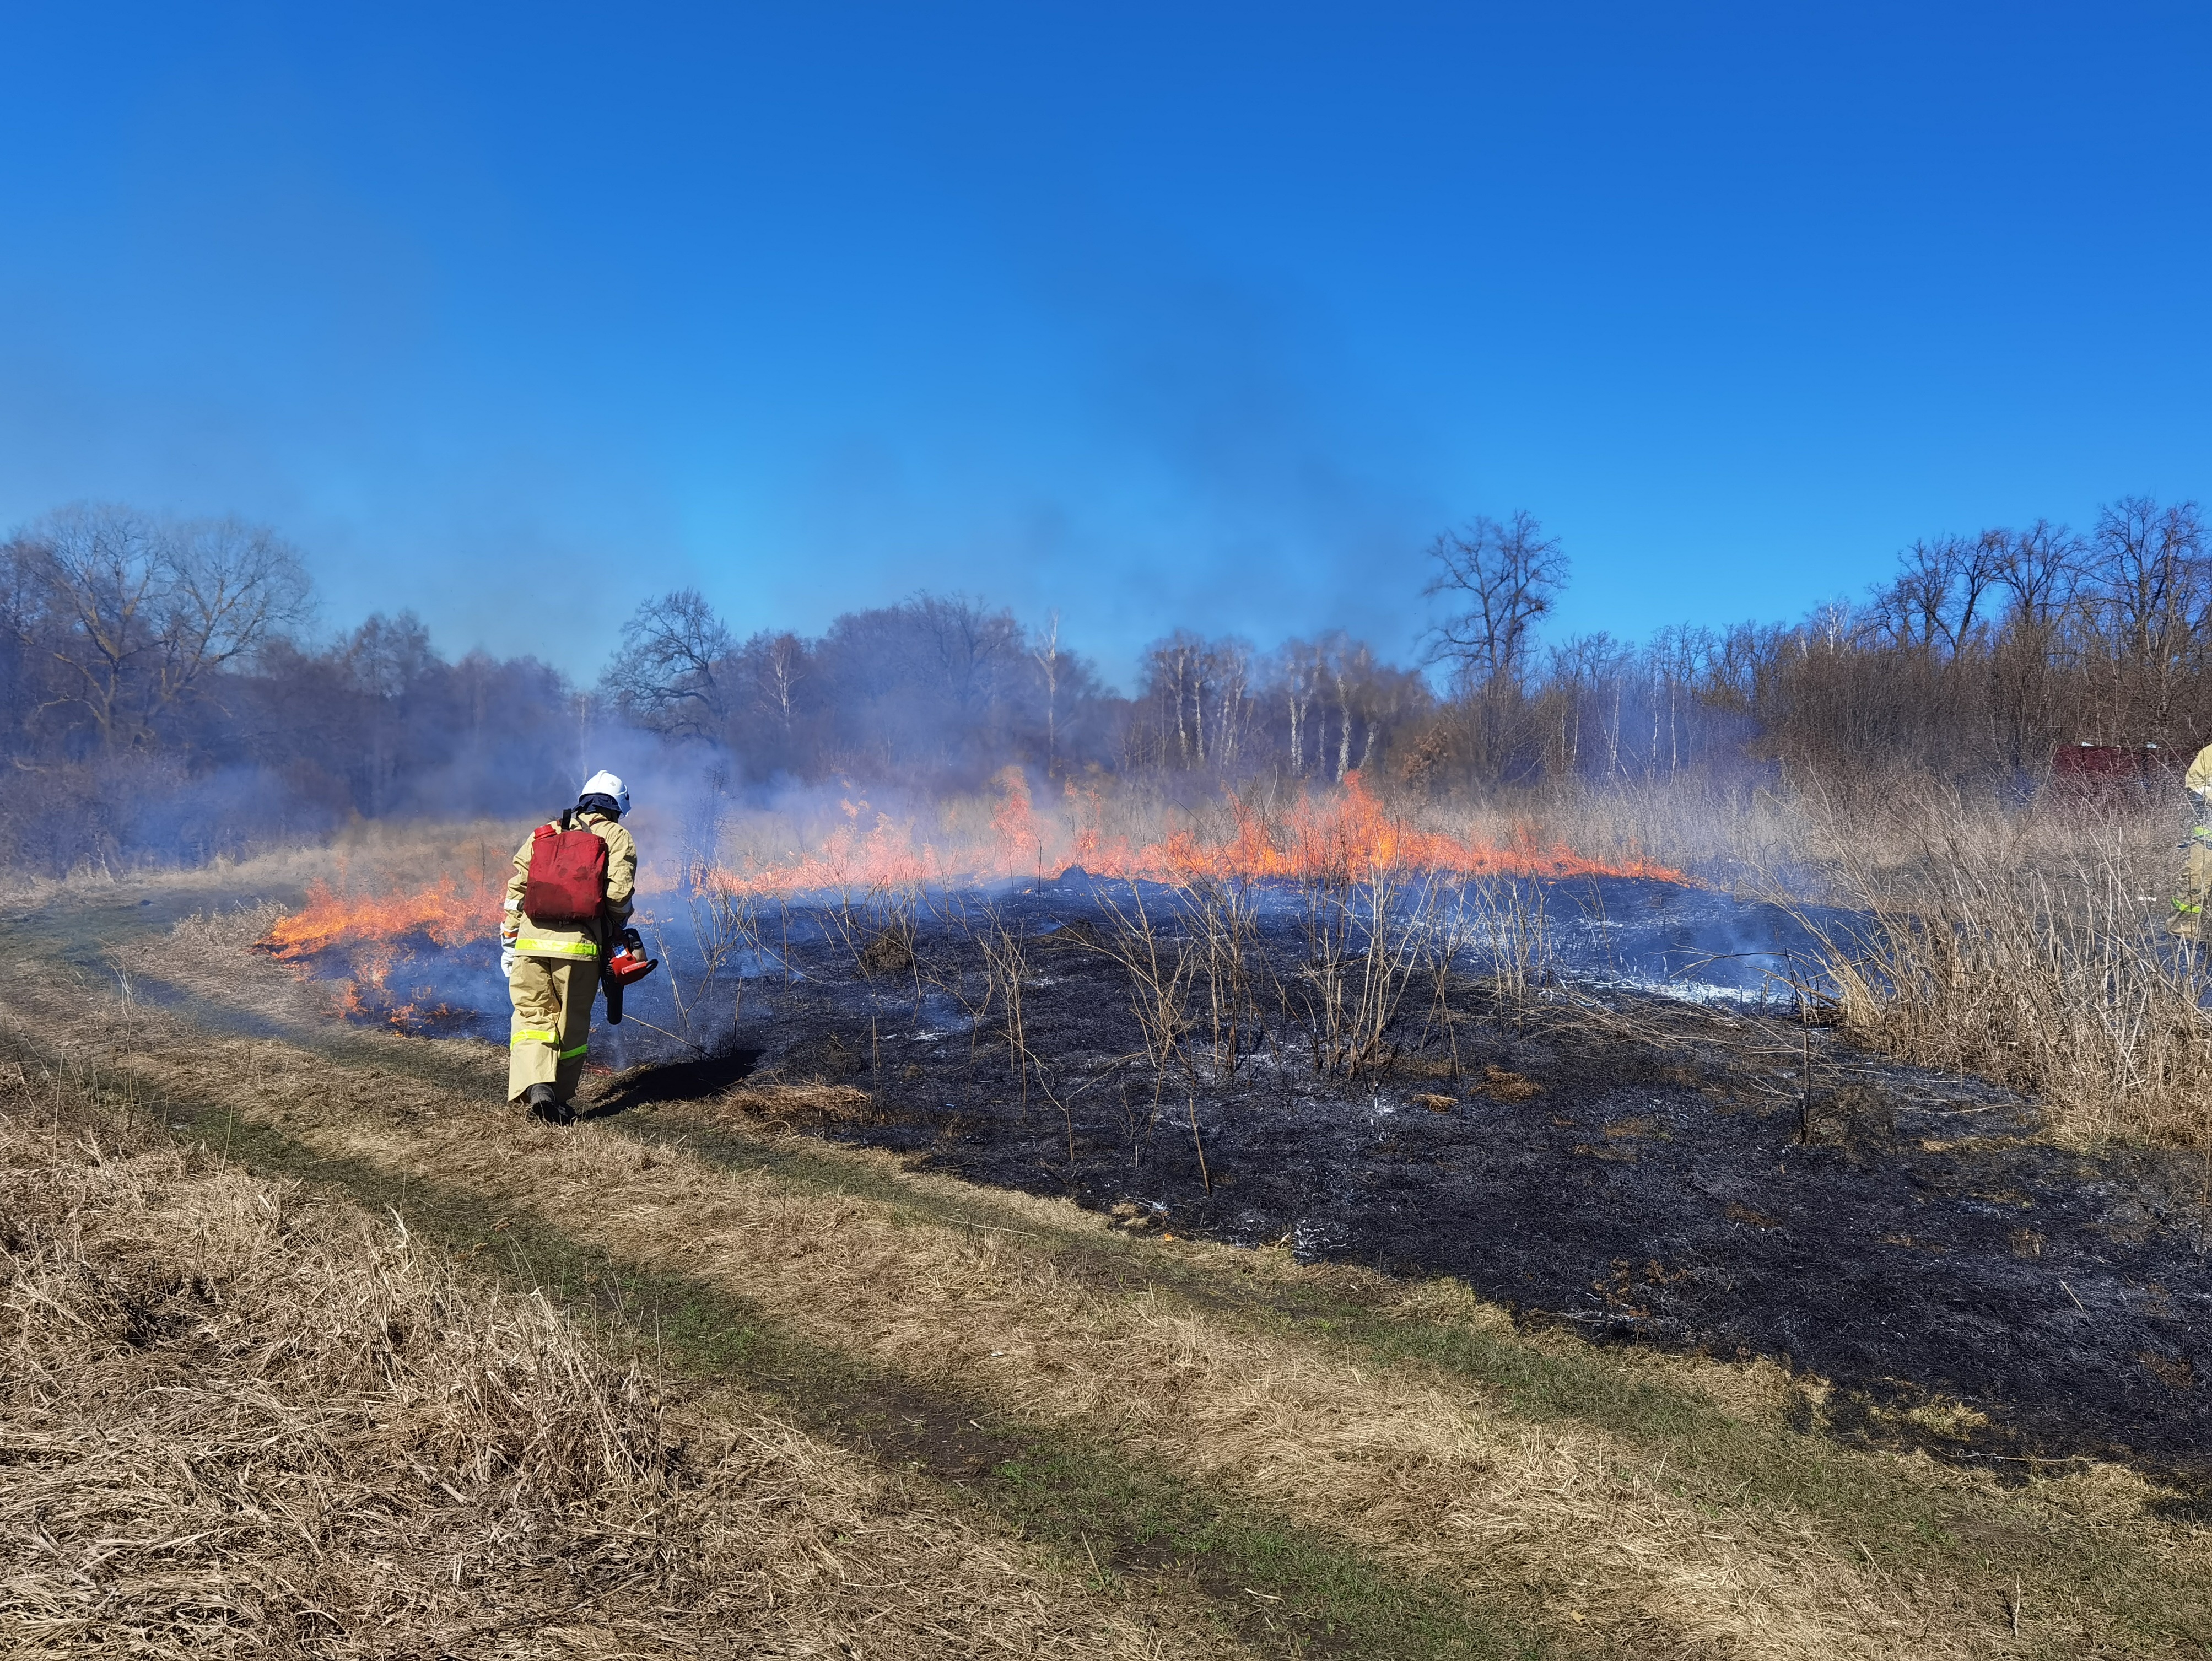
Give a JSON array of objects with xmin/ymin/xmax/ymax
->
[{"xmin": 579, "ymin": 770, "xmax": 631, "ymax": 816}]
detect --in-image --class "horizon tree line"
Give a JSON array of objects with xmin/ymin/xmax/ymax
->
[{"xmin": 2, "ymin": 494, "xmax": 2206, "ymax": 872}]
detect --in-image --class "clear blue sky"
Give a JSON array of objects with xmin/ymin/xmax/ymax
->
[{"xmin": 2, "ymin": 3, "xmax": 2207, "ymax": 688}]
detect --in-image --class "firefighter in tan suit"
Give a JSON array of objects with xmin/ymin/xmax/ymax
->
[
  {"xmin": 500, "ymin": 770, "xmax": 638, "ymax": 1122},
  {"xmin": 2178, "ymin": 744, "xmax": 2212, "ymax": 940}
]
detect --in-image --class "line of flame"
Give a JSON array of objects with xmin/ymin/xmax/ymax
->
[
  {"xmin": 258, "ymin": 771, "xmax": 1686, "ymax": 957},
  {"xmin": 708, "ymin": 769, "xmax": 1687, "ymax": 896}
]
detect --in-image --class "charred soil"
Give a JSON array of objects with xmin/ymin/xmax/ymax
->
[{"xmin": 654, "ymin": 879, "xmax": 2212, "ymax": 1487}]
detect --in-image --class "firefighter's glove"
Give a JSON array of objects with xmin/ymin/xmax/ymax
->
[{"xmin": 500, "ymin": 945, "xmax": 517, "ymax": 978}]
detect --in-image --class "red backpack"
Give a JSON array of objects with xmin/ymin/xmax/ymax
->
[{"xmin": 522, "ymin": 811, "xmax": 609, "ymax": 924}]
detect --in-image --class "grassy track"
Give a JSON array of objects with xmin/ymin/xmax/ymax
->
[
  {"xmin": 3, "ymin": 1074, "xmax": 1266, "ymax": 1657},
  {"xmin": 7, "ymin": 893, "xmax": 2212, "ymax": 1658},
  {"xmin": 168, "ymin": 1099, "xmax": 1542, "ymax": 1660}
]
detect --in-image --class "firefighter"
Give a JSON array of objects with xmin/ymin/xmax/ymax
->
[
  {"xmin": 2178, "ymin": 742, "xmax": 2212, "ymax": 940},
  {"xmin": 500, "ymin": 770, "xmax": 637, "ymax": 1122}
]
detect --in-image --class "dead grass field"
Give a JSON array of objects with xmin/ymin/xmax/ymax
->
[
  {"xmin": 7, "ymin": 899, "xmax": 2211, "ymax": 1659},
  {"xmin": 0, "ymin": 1063, "xmax": 1254, "ymax": 1657},
  {"xmin": 1760, "ymin": 777, "xmax": 2212, "ymax": 1154}
]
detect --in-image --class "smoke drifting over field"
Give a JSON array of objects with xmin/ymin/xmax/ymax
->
[{"xmin": 15, "ymin": 491, "xmax": 2212, "ymax": 891}]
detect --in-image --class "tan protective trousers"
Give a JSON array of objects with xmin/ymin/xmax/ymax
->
[
  {"xmin": 508, "ymin": 955, "xmax": 599, "ymax": 1103},
  {"xmin": 2177, "ymin": 843, "xmax": 2212, "ymax": 940}
]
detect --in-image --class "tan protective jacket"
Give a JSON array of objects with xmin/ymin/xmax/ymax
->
[
  {"xmin": 2187, "ymin": 742, "xmax": 2212, "ymax": 801},
  {"xmin": 502, "ymin": 811, "xmax": 637, "ymax": 963}
]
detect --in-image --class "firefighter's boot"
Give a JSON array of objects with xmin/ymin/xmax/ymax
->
[{"xmin": 524, "ymin": 1083, "xmax": 562, "ymax": 1122}]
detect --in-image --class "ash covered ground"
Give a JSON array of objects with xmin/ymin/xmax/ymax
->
[{"xmin": 298, "ymin": 871, "xmax": 2212, "ymax": 1484}]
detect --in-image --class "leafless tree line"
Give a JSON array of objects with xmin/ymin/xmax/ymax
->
[
  {"xmin": 601, "ymin": 588, "xmax": 1121, "ymax": 784},
  {"xmin": 1, "ymin": 505, "xmax": 587, "ymax": 869},
  {"xmin": 8, "ymin": 491, "xmax": 2209, "ymax": 875},
  {"xmin": 1408, "ymin": 497, "xmax": 2212, "ymax": 788},
  {"xmin": 602, "ymin": 585, "xmax": 1442, "ymax": 788},
  {"xmin": 1124, "ymin": 629, "xmax": 1431, "ymax": 780}
]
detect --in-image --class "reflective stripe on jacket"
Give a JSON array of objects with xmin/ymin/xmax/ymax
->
[{"xmin": 502, "ymin": 810, "xmax": 637, "ymax": 958}]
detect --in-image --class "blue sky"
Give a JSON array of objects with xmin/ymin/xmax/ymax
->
[{"xmin": 2, "ymin": 3, "xmax": 2207, "ymax": 688}]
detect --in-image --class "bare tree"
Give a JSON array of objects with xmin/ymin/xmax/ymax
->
[
  {"xmin": 1209, "ymin": 636, "xmax": 1256, "ymax": 769},
  {"xmin": 1142, "ymin": 631, "xmax": 1206, "ymax": 767},
  {"xmin": 1994, "ymin": 520, "xmax": 2082, "ymax": 632},
  {"xmin": 346, "ymin": 610, "xmax": 435, "ymax": 700},
  {"xmin": 1808, "ymin": 597, "xmax": 1853, "ymax": 653},
  {"xmin": 903, "ymin": 593, "xmax": 1022, "ymax": 718},
  {"xmin": 1872, "ymin": 532, "xmax": 2005, "ymax": 655},
  {"xmin": 1542, "ymin": 631, "xmax": 1629, "ymax": 774},
  {"xmin": 1271, "ymin": 638, "xmax": 1322, "ymax": 775},
  {"xmin": 1319, "ymin": 634, "xmax": 1377, "ymax": 780},
  {"xmin": 2082, "ymin": 497, "xmax": 2208, "ymax": 738},
  {"xmin": 1422, "ymin": 511, "xmax": 1568, "ymax": 689},
  {"xmin": 14, "ymin": 505, "xmax": 309, "ymax": 749},
  {"xmin": 1136, "ymin": 632, "xmax": 1273, "ymax": 775},
  {"xmin": 603, "ymin": 589, "xmax": 735, "ymax": 739},
  {"xmin": 740, "ymin": 629, "xmax": 808, "ymax": 739}
]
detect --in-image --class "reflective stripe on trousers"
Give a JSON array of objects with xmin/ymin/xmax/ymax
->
[{"xmin": 516, "ymin": 936, "xmax": 599, "ymax": 958}]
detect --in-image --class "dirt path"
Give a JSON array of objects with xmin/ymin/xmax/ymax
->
[{"xmin": 9, "ymin": 919, "xmax": 2211, "ymax": 1659}]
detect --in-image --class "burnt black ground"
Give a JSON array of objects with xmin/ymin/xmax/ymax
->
[{"xmin": 292, "ymin": 872, "xmax": 2212, "ymax": 1486}]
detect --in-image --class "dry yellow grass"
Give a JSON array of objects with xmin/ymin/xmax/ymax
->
[
  {"xmin": 19, "ymin": 885, "xmax": 2212, "ymax": 1656},
  {"xmin": 21, "ymin": 931, "xmax": 2210, "ymax": 1661},
  {"xmin": 1764, "ymin": 778, "xmax": 2212, "ymax": 1151},
  {"xmin": 0, "ymin": 1072, "xmax": 1247, "ymax": 1659},
  {"xmin": 0, "ymin": 816, "xmax": 537, "ymax": 908},
  {"xmin": 281, "ymin": 1098, "xmax": 2195, "ymax": 1659}
]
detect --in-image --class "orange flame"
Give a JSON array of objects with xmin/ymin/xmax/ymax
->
[
  {"xmin": 258, "ymin": 773, "xmax": 1685, "ymax": 964},
  {"xmin": 260, "ymin": 869, "xmax": 505, "ymax": 960},
  {"xmin": 710, "ymin": 770, "xmax": 1685, "ymax": 896},
  {"xmin": 1069, "ymin": 772, "xmax": 1682, "ymax": 886}
]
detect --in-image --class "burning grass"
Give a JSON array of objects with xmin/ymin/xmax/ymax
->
[
  {"xmin": 226, "ymin": 772, "xmax": 1700, "ymax": 1069},
  {"xmin": 249, "ymin": 773, "xmax": 1688, "ymax": 973},
  {"xmin": 705, "ymin": 767, "xmax": 1688, "ymax": 896},
  {"xmin": 257, "ymin": 868, "xmax": 503, "ymax": 961}
]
